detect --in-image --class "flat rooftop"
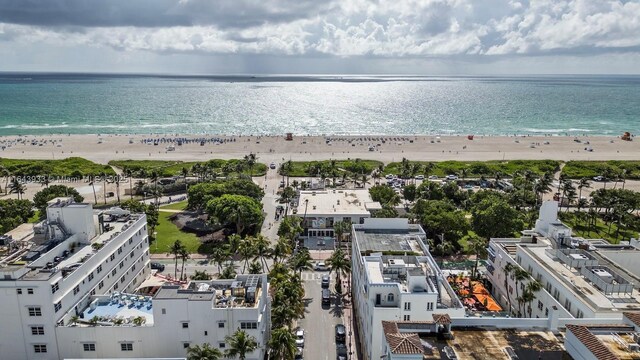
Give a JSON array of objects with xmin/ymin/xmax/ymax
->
[
  {"xmin": 523, "ymin": 246, "xmax": 640, "ymax": 313},
  {"xmin": 80, "ymin": 293, "xmax": 154, "ymax": 326},
  {"xmin": 296, "ymin": 190, "xmax": 378, "ymax": 216},
  {"xmin": 156, "ymin": 275, "xmax": 264, "ymax": 309},
  {"xmin": 354, "ymin": 227, "xmax": 425, "ymax": 254},
  {"xmin": 365, "ymin": 256, "xmax": 437, "ymax": 294}
]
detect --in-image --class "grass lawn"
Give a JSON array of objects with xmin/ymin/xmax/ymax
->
[
  {"xmin": 561, "ymin": 160, "xmax": 640, "ymax": 179},
  {"xmin": 152, "ymin": 211, "xmax": 201, "ymax": 254},
  {"xmin": 160, "ymin": 200, "xmax": 188, "ymax": 211},
  {"xmin": 28, "ymin": 211, "xmax": 41, "ymax": 223},
  {"xmin": 383, "ymin": 160, "xmax": 560, "ymax": 178},
  {"xmin": 280, "ymin": 159, "xmax": 383, "ymax": 177},
  {"xmin": 559, "ymin": 212, "xmax": 638, "ymax": 244},
  {"xmin": 109, "ymin": 159, "xmax": 267, "ymax": 177},
  {"xmin": 0, "ymin": 157, "xmax": 114, "ymax": 177}
]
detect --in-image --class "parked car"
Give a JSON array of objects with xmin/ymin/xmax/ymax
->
[
  {"xmin": 322, "ymin": 289, "xmax": 331, "ymax": 305},
  {"xmin": 295, "ymin": 328, "xmax": 305, "ymax": 348},
  {"xmin": 270, "ymin": 162, "xmax": 276, "ymax": 169},
  {"xmin": 336, "ymin": 343, "xmax": 348, "ymax": 359},
  {"xmin": 385, "ymin": 174, "xmax": 394, "ymax": 179},
  {"xmin": 445, "ymin": 174, "xmax": 458, "ymax": 180},
  {"xmin": 315, "ymin": 262, "xmax": 329, "ymax": 271},
  {"xmin": 415, "ymin": 175, "xmax": 425, "ymax": 180},
  {"xmin": 428, "ymin": 175, "xmax": 439, "ymax": 180},
  {"xmin": 150, "ymin": 262, "xmax": 165, "ymax": 271},
  {"xmin": 335, "ymin": 324, "xmax": 346, "ymax": 343},
  {"xmin": 295, "ymin": 347, "xmax": 304, "ymax": 360},
  {"xmin": 593, "ymin": 175, "xmax": 605, "ymax": 182},
  {"xmin": 322, "ymin": 275, "xmax": 330, "ymax": 289}
]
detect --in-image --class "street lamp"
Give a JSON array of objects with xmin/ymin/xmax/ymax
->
[{"xmin": 153, "ymin": 231, "xmax": 158, "ymax": 252}]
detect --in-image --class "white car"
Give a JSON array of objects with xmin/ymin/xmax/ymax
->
[
  {"xmin": 295, "ymin": 329, "xmax": 305, "ymax": 348},
  {"xmin": 445, "ymin": 174, "xmax": 458, "ymax": 180},
  {"xmin": 415, "ymin": 175, "xmax": 425, "ymax": 180},
  {"xmin": 270, "ymin": 162, "xmax": 276, "ymax": 169},
  {"xmin": 385, "ymin": 174, "xmax": 394, "ymax": 180},
  {"xmin": 315, "ymin": 262, "xmax": 329, "ymax": 271},
  {"xmin": 428, "ymin": 175, "xmax": 439, "ymax": 180}
]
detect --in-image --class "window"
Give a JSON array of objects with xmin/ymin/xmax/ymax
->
[
  {"xmin": 240, "ymin": 322, "xmax": 258, "ymax": 330},
  {"xmin": 120, "ymin": 276, "xmax": 125, "ymax": 284},
  {"xmin": 54, "ymin": 302, "xmax": 62, "ymax": 313},
  {"xmin": 31, "ymin": 326, "xmax": 45, "ymax": 335},
  {"xmin": 28, "ymin": 307, "xmax": 42, "ymax": 316},
  {"xmin": 121, "ymin": 343, "xmax": 133, "ymax": 351},
  {"xmin": 83, "ymin": 343, "xmax": 96, "ymax": 352},
  {"xmin": 564, "ymin": 299, "xmax": 572, "ymax": 312},
  {"xmin": 110, "ymin": 253, "xmax": 115, "ymax": 261},
  {"xmin": 33, "ymin": 344, "xmax": 47, "ymax": 353},
  {"xmin": 112, "ymin": 269, "xmax": 117, "ymax": 276},
  {"xmin": 130, "ymin": 251, "xmax": 135, "ymax": 258},
  {"xmin": 90, "ymin": 289, "xmax": 96, "ymax": 296},
  {"xmin": 129, "ymin": 238, "xmax": 133, "ymax": 245},
  {"xmin": 387, "ymin": 293, "xmax": 394, "ymax": 302},
  {"xmin": 88, "ymin": 273, "xmax": 94, "ymax": 282},
  {"xmin": 537, "ymin": 300, "xmax": 543, "ymax": 311},
  {"xmin": 97, "ymin": 265, "xmax": 103, "ymax": 274},
  {"xmin": 219, "ymin": 343, "xmax": 226, "ymax": 349},
  {"xmin": 183, "ymin": 343, "xmax": 190, "ymax": 349},
  {"xmin": 403, "ymin": 315, "xmax": 410, "ymax": 321},
  {"xmin": 182, "ymin": 322, "xmax": 189, "ymax": 328},
  {"xmin": 577, "ymin": 310, "xmax": 584, "ymax": 319},
  {"xmin": 162, "ymin": 308, "xmax": 166, "ymax": 315},
  {"xmin": 545, "ymin": 308, "xmax": 549, "ymax": 316},
  {"xmin": 73, "ymin": 285, "xmax": 80, "ymax": 295},
  {"xmin": 98, "ymin": 281, "xmax": 104, "ymax": 290},
  {"xmin": 16, "ymin": 288, "xmax": 22, "ymax": 295},
  {"xmin": 119, "ymin": 261, "xmax": 124, "ymax": 269},
  {"xmin": 218, "ymin": 322, "xmax": 224, "ymax": 328},
  {"xmin": 404, "ymin": 302, "xmax": 411, "ymax": 311},
  {"xmin": 118, "ymin": 247, "xmax": 123, "ymax": 254},
  {"xmin": 51, "ymin": 282, "xmax": 59, "ymax": 294},
  {"xmin": 427, "ymin": 302, "xmax": 434, "ymax": 311},
  {"xmin": 204, "ymin": 331, "xmax": 208, "ymax": 336},
  {"xmin": 27, "ymin": 288, "xmax": 34, "ymax": 294}
]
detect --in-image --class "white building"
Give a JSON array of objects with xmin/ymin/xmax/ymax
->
[
  {"xmin": 0, "ymin": 197, "xmax": 271, "ymax": 360},
  {"xmin": 0, "ymin": 197, "xmax": 150, "ymax": 359},
  {"xmin": 351, "ymin": 218, "xmax": 464, "ymax": 360},
  {"xmin": 295, "ymin": 189, "xmax": 381, "ymax": 238},
  {"xmin": 565, "ymin": 312, "xmax": 640, "ymax": 360},
  {"xmin": 56, "ymin": 274, "xmax": 270, "ymax": 360},
  {"xmin": 486, "ymin": 201, "xmax": 640, "ymax": 321}
]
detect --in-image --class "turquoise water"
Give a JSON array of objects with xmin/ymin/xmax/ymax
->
[{"xmin": 0, "ymin": 73, "xmax": 638, "ymax": 136}]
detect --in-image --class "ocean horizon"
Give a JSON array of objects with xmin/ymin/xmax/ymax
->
[{"xmin": 0, "ymin": 72, "xmax": 638, "ymax": 136}]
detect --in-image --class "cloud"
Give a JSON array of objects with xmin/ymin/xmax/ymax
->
[{"xmin": 0, "ymin": 0, "xmax": 639, "ymax": 61}]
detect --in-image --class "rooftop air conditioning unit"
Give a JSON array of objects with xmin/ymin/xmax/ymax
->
[{"xmin": 628, "ymin": 343, "xmax": 640, "ymax": 352}]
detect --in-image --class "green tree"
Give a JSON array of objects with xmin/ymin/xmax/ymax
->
[
  {"xmin": 33, "ymin": 186, "xmax": 84, "ymax": 216},
  {"xmin": 187, "ymin": 343, "xmax": 223, "ymax": 360},
  {"xmin": 471, "ymin": 198, "xmax": 524, "ymax": 239},
  {"xmin": 333, "ymin": 220, "xmax": 351, "ymax": 248},
  {"xmin": 252, "ymin": 234, "xmax": 273, "ymax": 272},
  {"xmin": 207, "ymin": 194, "xmax": 264, "ymax": 236},
  {"xmin": 0, "ymin": 199, "xmax": 34, "ymax": 234},
  {"xmin": 289, "ymin": 247, "xmax": 313, "ymax": 276},
  {"xmin": 465, "ymin": 234, "xmax": 487, "ymax": 278},
  {"xmin": 248, "ymin": 261, "xmax": 263, "ymax": 274},
  {"xmin": 277, "ymin": 216, "xmax": 303, "ymax": 242},
  {"xmin": 268, "ymin": 327, "xmax": 298, "ymax": 360},
  {"xmin": 402, "ymin": 184, "xmax": 417, "ymax": 203},
  {"xmin": 243, "ymin": 153, "xmax": 257, "ymax": 177},
  {"xmin": 373, "ymin": 206, "xmax": 399, "ymax": 218},
  {"xmin": 413, "ymin": 200, "xmax": 469, "ymax": 245},
  {"xmin": 503, "ymin": 263, "xmax": 514, "ymax": 316},
  {"xmin": 169, "ymin": 240, "xmax": 185, "ymax": 280},
  {"xmin": 224, "ymin": 329, "xmax": 258, "ymax": 360},
  {"xmin": 238, "ymin": 236, "xmax": 257, "ymax": 273},
  {"xmin": 513, "ymin": 268, "xmax": 530, "ymax": 317},
  {"xmin": 188, "ymin": 179, "xmax": 264, "ymax": 210},
  {"xmin": 369, "ymin": 185, "xmax": 401, "ymax": 206},
  {"xmin": 220, "ymin": 263, "xmax": 237, "ymax": 279},
  {"xmin": 179, "ymin": 247, "xmax": 190, "ymax": 281},
  {"xmin": 327, "ymin": 248, "xmax": 351, "ymax": 294},
  {"xmin": 8, "ymin": 177, "xmax": 26, "ymax": 200},
  {"xmin": 191, "ymin": 270, "xmax": 212, "ymax": 280}
]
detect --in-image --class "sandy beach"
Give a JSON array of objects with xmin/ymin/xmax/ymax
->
[{"xmin": 0, "ymin": 133, "xmax": 638, "ymax": 165}]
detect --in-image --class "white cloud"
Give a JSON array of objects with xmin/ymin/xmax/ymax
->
[{"xmin": 0, "ymin": 0, "xmax": 639, "ymax": 60}]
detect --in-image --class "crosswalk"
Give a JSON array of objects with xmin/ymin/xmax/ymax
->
[{"xmin": 300, "ymin": 272, "xmax": 333, "ymax": 282}]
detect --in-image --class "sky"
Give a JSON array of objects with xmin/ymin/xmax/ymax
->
[{"xmin": 0, "ymin": 0, "xmax": 639, "ymax": 75}]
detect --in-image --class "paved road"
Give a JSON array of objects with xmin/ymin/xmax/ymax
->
[{"xmin": 298, "ymin": 271, "xmax": 346, "ymax": 360}]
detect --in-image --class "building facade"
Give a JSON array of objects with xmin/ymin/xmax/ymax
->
[{"xmin": 351, "ymin": 218, "xmax": 464, "ymax": 360}]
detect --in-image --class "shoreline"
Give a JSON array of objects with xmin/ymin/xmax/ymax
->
[{"xmin": 0, "ymin": 133, "xmax": 637, "ymax": 164}]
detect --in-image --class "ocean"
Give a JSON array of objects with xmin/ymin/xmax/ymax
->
[{"xmin": 0, "ymin": 73, "xmax": 638, "ymax": 136}]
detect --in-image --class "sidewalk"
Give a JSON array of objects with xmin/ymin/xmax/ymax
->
[{"xmin": 341, "ymin": 277, "xmax": 362, "ymax": 360}]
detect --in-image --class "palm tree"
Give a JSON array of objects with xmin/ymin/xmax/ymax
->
[
  {"xmin": 40, "ymin": 175, "xmax": 50, "ymax": 188},
  {"xmin": 327, "ymin": 248, "xmax": 351, "ymax": 294},
  {"xmin": 238, "ymin": 237, "xmax": 257, "ymax": 274},
  {"xmin": 182, "ymin": 166, "xmax": 189, "ymax": 193},
  {"xmin": 187, "ymin": 343, "xmax": 223, "ymax": 360},
  {"xmin": 220, "ymin": 263, "xmax": 237, "ymax": 279},
  {"xmin": 525, "ymin": 280, "xmax": 542, "ymax": 318},
  {"xmin": 248, "ymin": 261, "xmax": 263, "ymax": 274},
  {"xmin": 0, "ymin": 165, "xmax": 10, "ymax": 194},
  {"xmin": 467, "ymin": 234, "xmax": 487, "ymax": 279},
  {"xmin": 114, "ymin": 176, "xmax": 121, "ymax": 204},
  {"xmin": 272, "ymin": 237, "xmax": 292, "ymax": 264},
  {"xmin": 69, "ymin": 315, "xmax": 80, "ymax": 326},
  {"xmin": 191, "ymin": 270, "xmax": 212, "ymax": 280},
  {"xmin": 101, "ymin": 171, "xmax": 109, "ymax": 204},
  {"xmin": 503, "ymin": 263, "xmax": 514, "ymax": 316},
  {"xmin": 268, "ymin": 327, "xmax": 298, "ymax": 360},
  {"xmin": 243, "ymin": 153, "xmax": 257, "ymax": 177},
  {"xmin": 169, "ymin": 240, "xmax": 184, "ymax": 280},
  {"xmin": 124, "ymin": 167, "xmax": 134, "ymax": 200},
  {"xmin": 333, "ymin": 220, "xmax": 351, "ymax": 248},
  {"xmin": 252, "ymin": 234, "xmax": 272, "ymax": 272},
  {"xmin": 577, "ymin": 178, "xmax": 590, "ymax": 210},
  {"xmin": 132, "ymin": 316, "xmax": 146, "ymax": 326},
  {"xmin": 289, "ymin": 247, "xmax": 313, "ymax": 276},
  {"xmin": 211, "ymin": 247, "xmax": 229, "ymax": 274},
  {"xmin": 513, "ymin": 268, "xmax": 530, "ymax": 317},
  {"xmin": 8, "ymin": 177, "xmax": 26, "ymax": 200},
  {"xmin": 224, "ymin": 329, "xmax": 258, "ymax": 360},
  {"xmin": 88, "ymin": 175, "xmax": 98, "ymax": 204},
  {"xmin": 179, "ymin": 247, "xmax": 190, "ymax": 281}
]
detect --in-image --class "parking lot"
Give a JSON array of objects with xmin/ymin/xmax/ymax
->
[{"xmin": 298, "ymin": 271, "xmax": 345, "ymax": 360}]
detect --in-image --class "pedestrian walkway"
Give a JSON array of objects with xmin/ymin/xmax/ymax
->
[{"xmin": 341, "ymin": 277, "xmax": 362, "ymax": 360}]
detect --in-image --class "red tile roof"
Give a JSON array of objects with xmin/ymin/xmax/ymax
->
[
  {"xmin": 566, "ymin": 324, "xmax": 619, "ymax": 360},
  {"xmin": 432, "ymin": 313, "xmax": 451, "ymax": 325},
  {"xmin": 381, "ymin": 321, "xmax": 423, "ymax": 355},
  {"xmin": 623, "ymin": 312, "xmax": 640, "ymax": 329}
]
